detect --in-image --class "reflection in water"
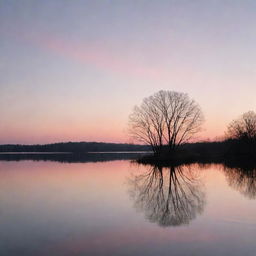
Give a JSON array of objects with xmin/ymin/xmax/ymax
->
[
  {"xmin": 128, "ymin": 165, "xmax": 205, "ymax": 227},
  {"xmin": 0, "ymin": 152, "xmax": 148, "ymax": 163},
  {"xmin": 224, "ymin": 164, "xmax": 256, "ymax": 199},
  {"xmin": 1, "ymin": 160, "xmax": 256, "ymax": 255}
]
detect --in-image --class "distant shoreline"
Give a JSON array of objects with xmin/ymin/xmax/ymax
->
[
  {"xmin": 0, "ymin": 142, "xmax": 151, "ymax": 153},
  {"xmin": 0, "ymin": 151, "xmax": 150, "ymax": 163},
  {"xmin": 1, "ymin": 140, "xmax": 256, "ymax": 167}
]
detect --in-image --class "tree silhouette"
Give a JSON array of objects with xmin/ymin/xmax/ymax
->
[
  {"xmin": 226, "ymin": 111, "xmax": 256, "ymax": 156},
  {"xmin": 128, "ymin": 90, "xmax": 204, "ymax": 154},
  {"xmin": 128, "ymin": 165, "xmax": 205, "ymax": 226},
  {"xmin": 227, "ymin": 111, "xmax": 256, "ymax": 141}
]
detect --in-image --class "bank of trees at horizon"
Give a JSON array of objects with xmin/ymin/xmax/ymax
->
[
  {"xmin": 129, "ymin": 90, "xmax": 256, "ymax": 157},
  {"xmin": 0, "ymin": 142, "xmax": 150, "ymax": 153},
  {"xmin": 225, "ymin": 111, "xmax": 256, "ymax": 157},
  {"xmin": 1, "ymin": 90, "xmax": 256, "ymax": 158}
]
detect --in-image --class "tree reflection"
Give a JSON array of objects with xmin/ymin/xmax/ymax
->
[
  {"xmin": 224, "ymin": 164, "xmax": 256, "ymax": 199},
  {"xmin": 128, "ymin": 165, "xmax": 205, "ymax": 227}
]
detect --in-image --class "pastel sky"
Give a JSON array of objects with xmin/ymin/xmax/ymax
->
[{"xmin": 1, "ymin": 0, "xmax": 256, "ymax": 144}]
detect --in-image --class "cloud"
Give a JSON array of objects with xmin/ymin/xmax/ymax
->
[{"xmin": 28, "ymin": 33, "xmax": 169, "ymax": 80}]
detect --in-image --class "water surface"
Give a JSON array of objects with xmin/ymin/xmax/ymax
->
[{"xmin": 0, "ymin": 158, "xmax": 256, "ymax": 256}]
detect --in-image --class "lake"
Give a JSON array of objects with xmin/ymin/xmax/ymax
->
[{"xmin": 0, "ymin": 156, "xmax": 256, "ymax": 256}]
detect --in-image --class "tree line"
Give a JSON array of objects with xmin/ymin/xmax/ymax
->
[
  {"xmin": 0, "ymin": 142, "xmax": 150, "ymax": 153},
  {"xmin": 129, "ymin": 90, "xmax": 256, "ymax": 157}
]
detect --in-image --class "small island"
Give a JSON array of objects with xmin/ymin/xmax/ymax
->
[{"xmin": 128, "ymin": 90, "xmax": 256, "ymax": 166}]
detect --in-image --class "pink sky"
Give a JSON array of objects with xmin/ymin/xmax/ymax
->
[{"xmin": 1, "ymin": 1, "xmax": 256, "ymax": 144}]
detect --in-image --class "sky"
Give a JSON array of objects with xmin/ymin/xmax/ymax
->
[{"xmin": 1, "ymin": 0, "xmax": 256, "ymax": 144}]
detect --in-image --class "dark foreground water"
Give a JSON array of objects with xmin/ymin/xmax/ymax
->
[{"xmin": 0, "ymin": 156, "xmax": 256, "ymax": 256}]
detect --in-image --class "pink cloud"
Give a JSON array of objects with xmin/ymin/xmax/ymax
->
[{"xmin": 29, "ymin": 34, "xmax": 168, "ymax": 80}]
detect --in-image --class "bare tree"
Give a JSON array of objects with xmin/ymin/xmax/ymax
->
[
  {"xmin": 129, "ymin": 90, "xmax": 204, "ymax": 154},
  {"xmin": 227, "ymin": 111, "xmax": 256, "ymax": 141}
]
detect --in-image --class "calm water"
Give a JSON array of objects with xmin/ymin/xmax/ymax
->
[{"xmin": 0, "ymin": 158, "xmax": 256, "ymax": 256}]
